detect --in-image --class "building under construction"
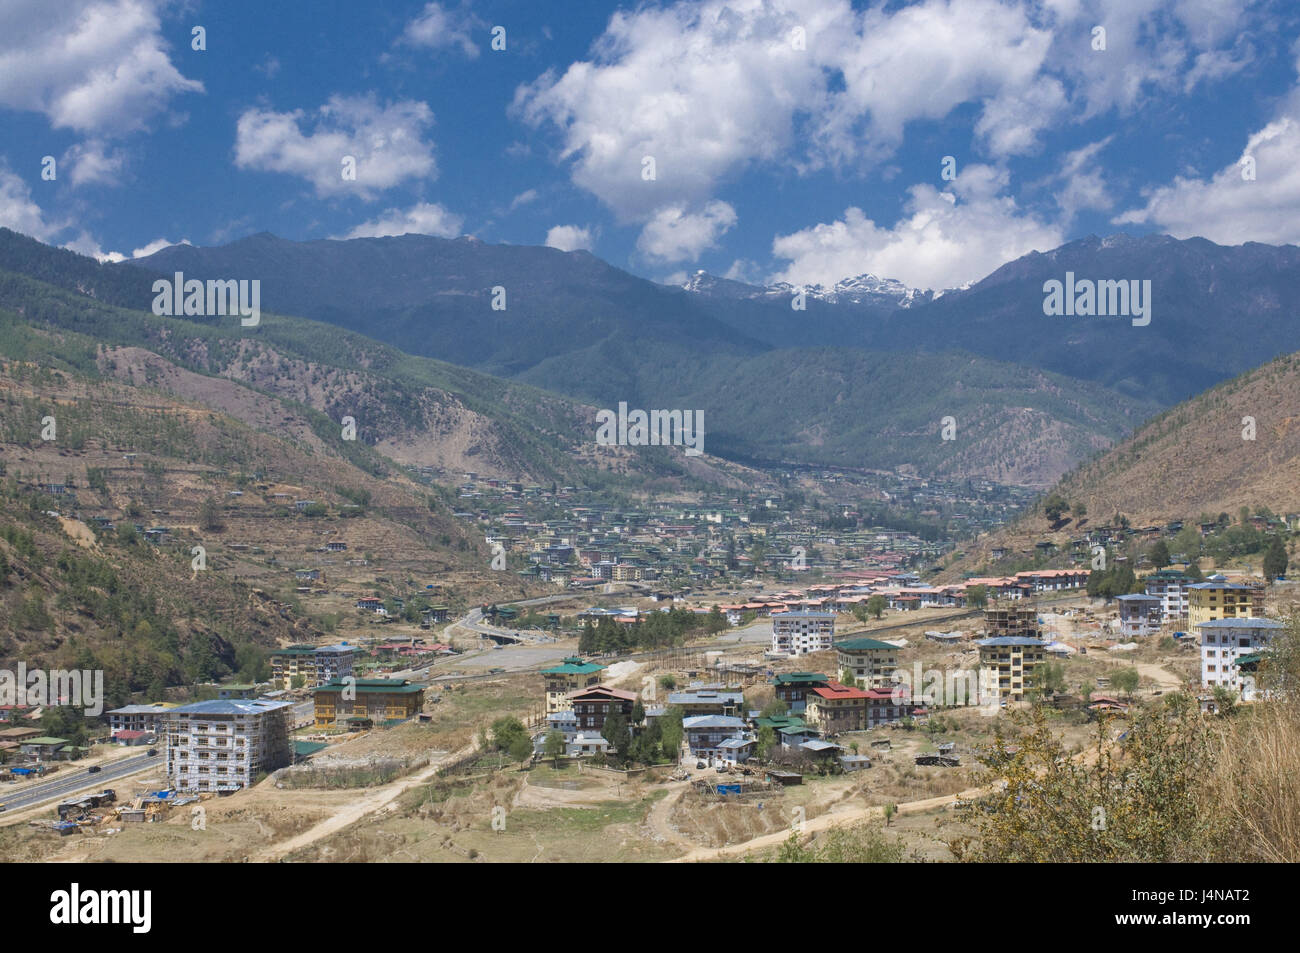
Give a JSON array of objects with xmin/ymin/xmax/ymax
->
[{"xmin": 982, "ymin": 602, "xmax": 1042, "ymax": 639}]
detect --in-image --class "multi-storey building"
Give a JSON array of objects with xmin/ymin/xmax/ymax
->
[
  {"xmin": 540, "ymin": 657, "xmax": 607, "ymax": 714},
  {"xmin": 983, "ymin": 603, "xmax": 1042, "ymax": 639},
  {"xmin": 269, "ymin": 643, "xmax": 355, "ymax": 690},
  {"xmin": 163, "ymin": 699, "xmax": 293, "ymax": 793},
  {"xmin": 770, "ymin": 672, "xmax": 828, "ymax": 712},
  {"xmin": 976, "ymin": 636, "xmax": 1047, "ymax": 702},
  {"xmin": 312, "ymin": 678, "xmax": 425, "ymax": 727},
  {"xmin": 1116, "ymin": 593, "xmax": 1163, "ymax": 638},
  {"xmin": 1188, "ymin": 577, "xmax": 1266, "ymax": 626},
  {"xmin": 104, "ymin": 702, "xmax": 175, "ymax": 738},
  {"xmin": 804, "ymin": 681, "xmax": 870, "ymax": 733},
  {"xmin": 665, "ymin": 689, "xmax": 744, "ymax": 717},
  {"xmin": 1145, "ymin": 569, "xmax": 1191, "ymax": 620},
  {"xmin": 568, "ymin": 685, "xmax": 637, "ymax": 732},
  {"xmin": 1198, "ymin": 618, "xmax": 1284, "ymax": 699},
  {"xmin": 834, "ymin": 636, "xmax": 900, "ymax": 688},
  {"xmin": 770, "ymin": 610, "xmax": 835, "ymax": 656},
  {"xmin": 682, "ymin": 715, "xmax": 751, "ymax": 761}
]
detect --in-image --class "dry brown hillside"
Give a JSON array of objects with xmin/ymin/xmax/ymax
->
[{"xmin": 946, "ymin": 349, "xmax": 1300, "ymax": 573}]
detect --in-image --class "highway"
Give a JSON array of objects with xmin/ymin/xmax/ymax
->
[{"xmin": 0, "ymin": 752, "xmax": 164, "ymax": 814}]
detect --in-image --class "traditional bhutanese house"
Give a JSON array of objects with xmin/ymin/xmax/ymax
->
[
  {"xmin": 568, "ymin": 685, "xmax": 637, "ymax": 732},
  {"xmin": 312, "ymin": 678, "xmax": 425, "ymax": 727},
  {"xmin": 540, "ymin": 657, "xmax": 607, "ymax": 714},
  {"xmin": 834, "ymin": 636, "xmax": 899, "ymax": 689},
  {"xmin": 864, "ymin": 687, "xmax": 914, "ymax": 728},
  {"xmin": 683, "ymin": 715, "xmax": 751, "ymax": 759},
  {"xmin": 770, "ymin": 672, "xmax": 829, "ymax": 712},
  {"xmin": 805, "ymin": 681, "xmax": 871, "ymax": 733}
]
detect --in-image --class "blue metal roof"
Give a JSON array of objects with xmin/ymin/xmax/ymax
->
[
  {"xmin": 1195, "ymin": 618, "xmax": 1283, "ymax": 629},
  {"xmin": 976, "ymin": 636, "xmax": 1048, "ymax": 646}
]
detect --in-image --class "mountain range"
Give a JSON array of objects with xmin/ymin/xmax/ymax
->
[{"xmin": 133, "ymin": 229, "xmax": 1299, "ymax": 485}]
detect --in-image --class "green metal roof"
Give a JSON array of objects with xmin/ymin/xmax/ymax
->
[
  {"xmin": 293, "ymin": 740, "xmax": 329, "ymax": 756},
  {"xmin": 541, "ymin": 661, "xmax": 606, "ymax": 675},
  {"xmin": 772, "ymin": 672, "xmax": 827, "ymax": 685},
  {"xmin": 835, "ymin": 637, "xmax": 898, "ymax": 651},
  {"xmin": 314, "ymin": 678, "xmax": 424, "ymax": 694}
]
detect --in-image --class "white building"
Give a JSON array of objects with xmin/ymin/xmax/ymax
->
[
  {"xmin": 1116, "ymin": 593, "xmax": 1163, "ymax": 638},
  {"xmin": 1198, "ymin": 618, "xmax": 1284, "ymax": 700},
  {"xmin": 682, "ymin": 715, "xmax": 751, "ymax": 761},
  {"xmin": 105, "ymin": 703, "xmax": 173, "ymax": 738},
  {"xmin": 162, "ymin": 699, "xmax": 294, "ymax": 793},
  {"xmin": 1145, "ymin": 570, "xmax": 1192, "ymax": 621},
  {"xmin": 771, "ymin": 610, "xmax": 835, "ymax": 656}
]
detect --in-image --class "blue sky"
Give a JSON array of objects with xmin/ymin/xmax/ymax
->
[{"xmin": 2, "ymin": 0, "xmax": 1299, "ymax": 291}]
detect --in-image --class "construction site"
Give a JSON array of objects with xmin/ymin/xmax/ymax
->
[{"xmin": 31, "ymin": 785, "xmax": 212, "ymax": 837}]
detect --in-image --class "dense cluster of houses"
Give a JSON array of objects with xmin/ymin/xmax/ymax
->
[
  {"xmin": 431, "ymin": 472, "xmax": 1033, "ymax": 589},
  {"xmin": 1116, "ymin": 571, "xmax": 1266, "ymax": 637},
  {"xmin": 534, "ymin": 651, "xmax": 927, "ymax": 767}
]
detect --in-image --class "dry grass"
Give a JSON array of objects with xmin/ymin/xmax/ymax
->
[{"xmin": 1205, "ymin": 699, "xmax": 1300, "ymax": 862}]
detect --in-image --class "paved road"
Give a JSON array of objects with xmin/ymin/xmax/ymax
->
[{"xmin": 0, "ymin": 753, "xmax": 162, "ymax": 814}]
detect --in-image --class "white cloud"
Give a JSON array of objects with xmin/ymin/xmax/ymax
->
[
  {"xmin": 62, "ymin": 231, "xmax": 125, "ymax": 262},
  {"xmin": 770, "ymin": 165, "xmax": 1063, "ymax": 290},
  {"xmin": 337, "ymin": 202, "xmax": 464, "ymax": 239},
  {"xmin": 235, "ymin": 95, "xmax": 437, "ymax": 198},
  {"xmin": 1053, "ymin": 0, "xmax": 1255, "ymax": 119},
  {"xmin": 514, "ymin": 0, "xmax": 835, "ymax": 221},
  {"xmin": 544, "ymin": 224, "xmax": 594, "ymax": 251},
  {"xmin": 0, "ymin": 166, "xmax": 137, "ymax": 260},
  {"xmin": 0, "ymin": 0, "xmax": 201, "ymax": 134},
  {"xmin": 1114, "ymin": 99, "xmax": 1300, "ymax": 245},
  {"xmin": 1051, "ymin": 136, "xmax": 1115, "ymax": 223},
  {"xmin": 63, "ymin": 140, "xmax": 126, "ymax": 187},
  {"xmin": 637, "ymin": 201, "xmax": 737, "ymax": 263},
  {"xmin": 130, "ymin": 237, "xmax": 190, "ymax": 258},
  {"xmin": 515, "ymin": 0, "xmax": 1260, "ymax": 240},
  {"xmin": 400, "ymin": 3, "xmax": 482, "ymax": 58},
  {"xmin": 723, "ymin": 258, "xmax": 761, "ymax": 283},
  {"xmin": 514, "ymin": 0, "xmax": 1073, "ymax": 222},
  {"xmin": 0, "ymin": 169, "xmax": 69, "ymax": 241},
  {"xmin": 509, "ymin": 188, "xmax": 538, "ymax": 210}
]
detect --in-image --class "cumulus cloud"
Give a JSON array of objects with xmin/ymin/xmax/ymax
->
[
  {"xmin": 1114, "ymin": 99, "xmax": 1300, "ymax": 245},
  {"xmin": 62, "ymin": 232, "xmax": 125, "ymax": 262},
  {"xmin": 544, "ymin": 224, "xmax": 594, "ymax": 251},
  {"xmin": 514, "ymin": 0, "xmax": 1260, "ymax": 277},
  {"xmin": 636, "ymin": 201, "xmax": 737, "ymax": 263},
  {"xmin": 62, "ymin": 140, "xmax": 127, "ymax": 188},
  {"xmin": 0, "ymin": 169, "xmax": 69, "ymax": 241},
  {"xmin": 235, "ymin": 95, "xmax": 437, "ymax": 198},
  {"xmin": 511, "ymin": 0, "xmax": 1106, "ymax": 221},
  {"xmin": 337, "ymin": 202, "xmax": 464, "ymax": 239},
  {"xmin": 1051, "ymin": 136, "xmax": 1115, "ymax": 223},
  {"xmin": 514, "ymin": 0, "xmax": 835, "ymax": 221},
  {"xmin": 400, "ymin": 2, "xmax": 482, "ymax": 58},
  {"xmin": 770, "ymin": 165, "xmax": 1063, "ymax": 290},
  {"xmin": 0, "ymin": 0, "xmax": 201, "ymax": 134},
  {"xmin": 130, "ymin": 237, "xmax": 190, "ymax": 258}
]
